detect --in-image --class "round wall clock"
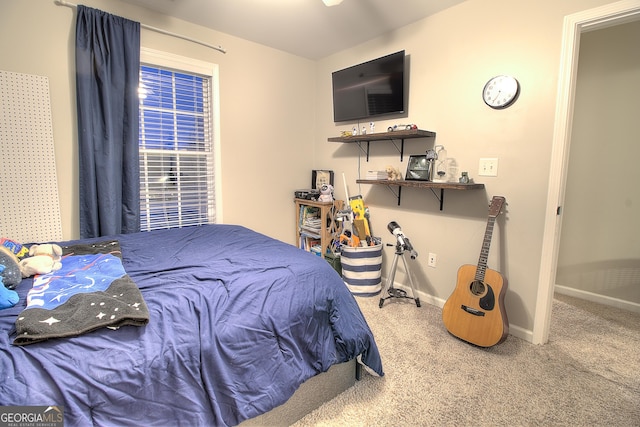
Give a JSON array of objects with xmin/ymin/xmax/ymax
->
[{"xmin": 482, "ymin": 75, "xmax": 520, "ymax": 109}]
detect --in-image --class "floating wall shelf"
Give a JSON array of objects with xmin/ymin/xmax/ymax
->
[
  {"xmin": 355, "ymin": 179, "xmax": 484, "ymax": 210},
  {"xmin": 328, "ymin": 129, "xmax": 436, "ymax": 161}
]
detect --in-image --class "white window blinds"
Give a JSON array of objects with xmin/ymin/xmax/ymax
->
[{"xmin": 139, "ymin": 64, "xmax": 216, "ymax": 231}]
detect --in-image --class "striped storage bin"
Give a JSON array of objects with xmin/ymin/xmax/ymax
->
[{"xmin": 341, "ymin": 244, "xmax": 382, "ymax": 296}]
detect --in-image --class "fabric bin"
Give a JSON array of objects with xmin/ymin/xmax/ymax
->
[{"xmin": 341, "ymin": 244, "xmax": 382, "ymax": 296}]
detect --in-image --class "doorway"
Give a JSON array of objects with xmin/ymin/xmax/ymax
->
[
  {"xmin": 555, "ymin": 20, "xmax": 640, "ymax": 311},
  {"xmin": 533, "ymin": 0, "xmax": 640, "ymax": 345}
]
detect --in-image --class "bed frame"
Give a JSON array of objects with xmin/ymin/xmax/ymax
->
[{"xmin": 242, "ymin": 360, "xmax": 358, "ymax": 426}]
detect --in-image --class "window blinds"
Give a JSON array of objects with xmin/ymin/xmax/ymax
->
[{"xmin": 139, "ymin": 65, "xmax": 215, "ymax": 231}]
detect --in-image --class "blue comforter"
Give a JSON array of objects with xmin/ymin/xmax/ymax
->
[{"xmin": 0, "ymin": 225, "xmax": 383, "ymax": 426}]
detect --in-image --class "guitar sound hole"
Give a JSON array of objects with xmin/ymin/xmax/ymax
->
[{"xmin": 470, "ymin": 280, "xmax": 485, "ymax": 296}]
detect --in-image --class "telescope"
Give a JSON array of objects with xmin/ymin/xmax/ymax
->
[
  {"xmin": 387, "ymin": 221, "xmax": 418, "ymax": 259},
  {"xmin": 380, "ymin": 221, "xmax": 421, "ymax": 308}
]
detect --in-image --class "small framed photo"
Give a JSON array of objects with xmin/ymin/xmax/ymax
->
[
  {"xmin": 405, "ymin": 155, "xmax": 432, "ymax": 181},
  {"xmin": 312, "ymin": 170, "xmax": 334, "ymax": 189}
]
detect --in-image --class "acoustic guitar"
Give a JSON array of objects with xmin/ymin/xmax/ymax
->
[{"xmin": 442, "ymin": 196, "xmax": 508, "ymax": 347}]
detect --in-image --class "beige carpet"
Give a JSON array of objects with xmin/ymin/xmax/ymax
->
[{"xmin": 293, "ymin": 293, "xmax": 640, "ymax": 426}]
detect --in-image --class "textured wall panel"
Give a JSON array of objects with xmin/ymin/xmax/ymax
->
[{"xmin": 0, "ymin": 70, "xmax": 62, "ymax": 243}]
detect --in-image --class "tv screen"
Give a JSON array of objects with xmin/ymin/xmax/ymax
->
[{"xmin": 332, "ymin": 50, "xmax": 405, "ymax": 123}]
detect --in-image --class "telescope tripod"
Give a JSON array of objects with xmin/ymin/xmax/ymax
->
[{"xmin": 379, "ymin": 242, "xmax": 421, "ymax": 308}]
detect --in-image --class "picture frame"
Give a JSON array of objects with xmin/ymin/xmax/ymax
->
[
  {"xmin": 405, "ymin": 155, "xmax": 433, "ymax": 181},
  {"xmin": 311, "ymin": 170, "xmax": 334, "ymax": 189}
]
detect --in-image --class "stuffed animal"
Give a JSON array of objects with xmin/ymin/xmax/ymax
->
[
  {"xmin": 318, "ymin": 184, "xmax": 334, "ymax": 202},
  {"xmin": 18, "ymin": 243, "xmax": 63, "ymax": 278},
  {"xmin": 386, "ymin": 165, "xmax": 402, "ymax": 181}
]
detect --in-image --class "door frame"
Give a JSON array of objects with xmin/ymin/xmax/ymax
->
[{"xmin": 533, "ymin": 0, "xmax": 640, "ymax": 345}]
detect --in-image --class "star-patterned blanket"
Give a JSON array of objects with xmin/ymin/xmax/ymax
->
[{"xmin": 13, "ymin": 240, "xmax": 149, "ymax": 345}]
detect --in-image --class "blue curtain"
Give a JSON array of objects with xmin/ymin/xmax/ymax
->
[{"xmin": 76, "ymin": 6, "xmax": 140, "ymax": 238}]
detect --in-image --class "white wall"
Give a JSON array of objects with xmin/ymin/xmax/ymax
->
[
  {"xmin": 314, "ymin": 0, "xmax": 619, "ymax": 336},
  {"xmin": 0, "ymin": 0, "xmax": 316, "ymax": 242}
]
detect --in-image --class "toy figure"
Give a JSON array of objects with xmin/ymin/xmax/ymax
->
[{"xmin": 318, "ymin": 184, "xmax": 334, "ymax": 202}]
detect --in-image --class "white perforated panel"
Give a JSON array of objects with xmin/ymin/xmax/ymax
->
[{"xmin": 0, "ymin": 70, "xmax": 63, "ymax": 243}]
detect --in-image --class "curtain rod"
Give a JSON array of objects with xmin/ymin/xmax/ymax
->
[{"xmin": 54, "ymin": 0, "xmax": 227, "ymax": 54}]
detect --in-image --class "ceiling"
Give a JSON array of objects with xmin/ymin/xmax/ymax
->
[{"xmin": 118, "ymin": 0, "xmax": 467, "ymax": 59}]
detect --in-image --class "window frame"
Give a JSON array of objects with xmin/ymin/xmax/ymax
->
[{"xmin": 139, "ymin": 48, "xmax": 223, "ymax": 229}]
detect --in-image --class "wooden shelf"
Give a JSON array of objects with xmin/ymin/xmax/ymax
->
[
  {"xmin": 328, "ymin": 128, "xmax": 436, "ymax": 143},
  {"xmin": 328, "ymin": 129, "xmax": 436, "ymax": 161},
  {"xmin": 356, "ymin": 179, "xmax": 484, "ymax": 210},
  {"xmin": 294, "ymin": 198, "xmax": 343, "ymax": 259}
]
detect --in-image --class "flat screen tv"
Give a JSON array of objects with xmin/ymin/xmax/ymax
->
[{"xmin": 331, "ymin": 50, "xmax": 406, "ymax": 123}]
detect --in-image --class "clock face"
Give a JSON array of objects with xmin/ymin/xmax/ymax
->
[{"xmin": 483, "ymin": 75, "xmax": 520, "ymax": 109}]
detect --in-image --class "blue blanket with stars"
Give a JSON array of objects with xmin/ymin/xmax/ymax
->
[{"xmin": 13, "ymin": 240, "xmax": 149, "ymax": 345}]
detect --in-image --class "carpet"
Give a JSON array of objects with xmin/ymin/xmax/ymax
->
[{"xmin": 293, "ymin": 293, "xmax": 640, "ymax": 426}]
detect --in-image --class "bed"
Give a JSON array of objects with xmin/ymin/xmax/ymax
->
[{"xmin": 0, "ymin": 224, "xmax": 383, "ymax": 426}]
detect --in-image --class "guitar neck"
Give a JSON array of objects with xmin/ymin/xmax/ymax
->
[{"xmin": 475, "ymin": 216, "xmax": 496, "ymax": 282}]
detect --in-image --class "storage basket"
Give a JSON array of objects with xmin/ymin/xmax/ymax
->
[{"xmin": 341, "ymin": 244, "xmax": 382, "ymax": 296}]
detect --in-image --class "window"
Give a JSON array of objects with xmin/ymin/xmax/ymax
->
[{"xmin": 138, "ymin": 49, "xmax": 220, "ymax": 231}]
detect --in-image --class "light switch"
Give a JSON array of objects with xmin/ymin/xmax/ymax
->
[{"xmin": 479, "ymin": 158, "xmax": 499, "ymax": 177}]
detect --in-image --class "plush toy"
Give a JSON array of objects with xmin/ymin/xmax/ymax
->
[
  {"xmin": 386, "ymin": 165, "xmax": 402, "ymax": 181},
  {"xmin": 18, "ymin": 243, "xmax": 63, "ymax": 278},
  {"xmin": 0, "ymin": 266, "xmax": 19, "ymax": 310},
  {"xmin": 318, "ymin": 184, "xmax": 334, "ymax": 202},
  {"xmin": 0, "ymin": 246, "xmax": 23, "ymax": 289}
]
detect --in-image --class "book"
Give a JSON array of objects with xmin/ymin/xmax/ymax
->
[{"xmin": 366, "ymin": 170, "xmax": 388, "ymax": 180}]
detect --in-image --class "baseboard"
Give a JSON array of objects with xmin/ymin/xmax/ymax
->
[
  {"xmin": 555, "ymin": 284, "xmax": 640, "ymax": 313},
  {"xmin": 377, "ymin": 279, "xmax": 640, "ymax": 347},
  {"xmin": 386, "ymin": 281, "xmax": 534, "ymax": 344}
]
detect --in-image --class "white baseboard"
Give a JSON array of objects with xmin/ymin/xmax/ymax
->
[
  {"xmin": 555, "ymin": 284, "xmax": 640, "ymax": 313},
  {"xmin": 378, "ymin": 280, "xmax": 639, "ymax": 348},
  {"xmin": 386, "ymin": 282, "xmax": 534, "ymax": 344}
]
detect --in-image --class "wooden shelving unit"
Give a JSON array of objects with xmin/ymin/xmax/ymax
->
[
  {"xmin": 294, "ymin": 198, "xmax": 343, "ymax": 259},
  {"xmin": 328, "ymin": 128, "xmax": 436, "ymax": 161},
  {"xmin": 355, "ymin": 179, "xmax": 484, "ymax": 210}
]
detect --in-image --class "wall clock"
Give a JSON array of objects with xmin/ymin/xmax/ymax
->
[{"xmin": 482, "ymin": 75, "xmax": 520, "ymax": 109}]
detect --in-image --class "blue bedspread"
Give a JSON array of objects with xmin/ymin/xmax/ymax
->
[{"xmin": 0, "ymin": 225, "xmax": 383, "ymax": 426}]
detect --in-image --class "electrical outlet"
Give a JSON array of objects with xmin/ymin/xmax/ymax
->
[
  {"xmin": 428, "ymin": 252, "xmax": 437, "ymax": 268},
  {"xmin": 479, "ymin": 158, "xmax": 499, "ymax": 177}
]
